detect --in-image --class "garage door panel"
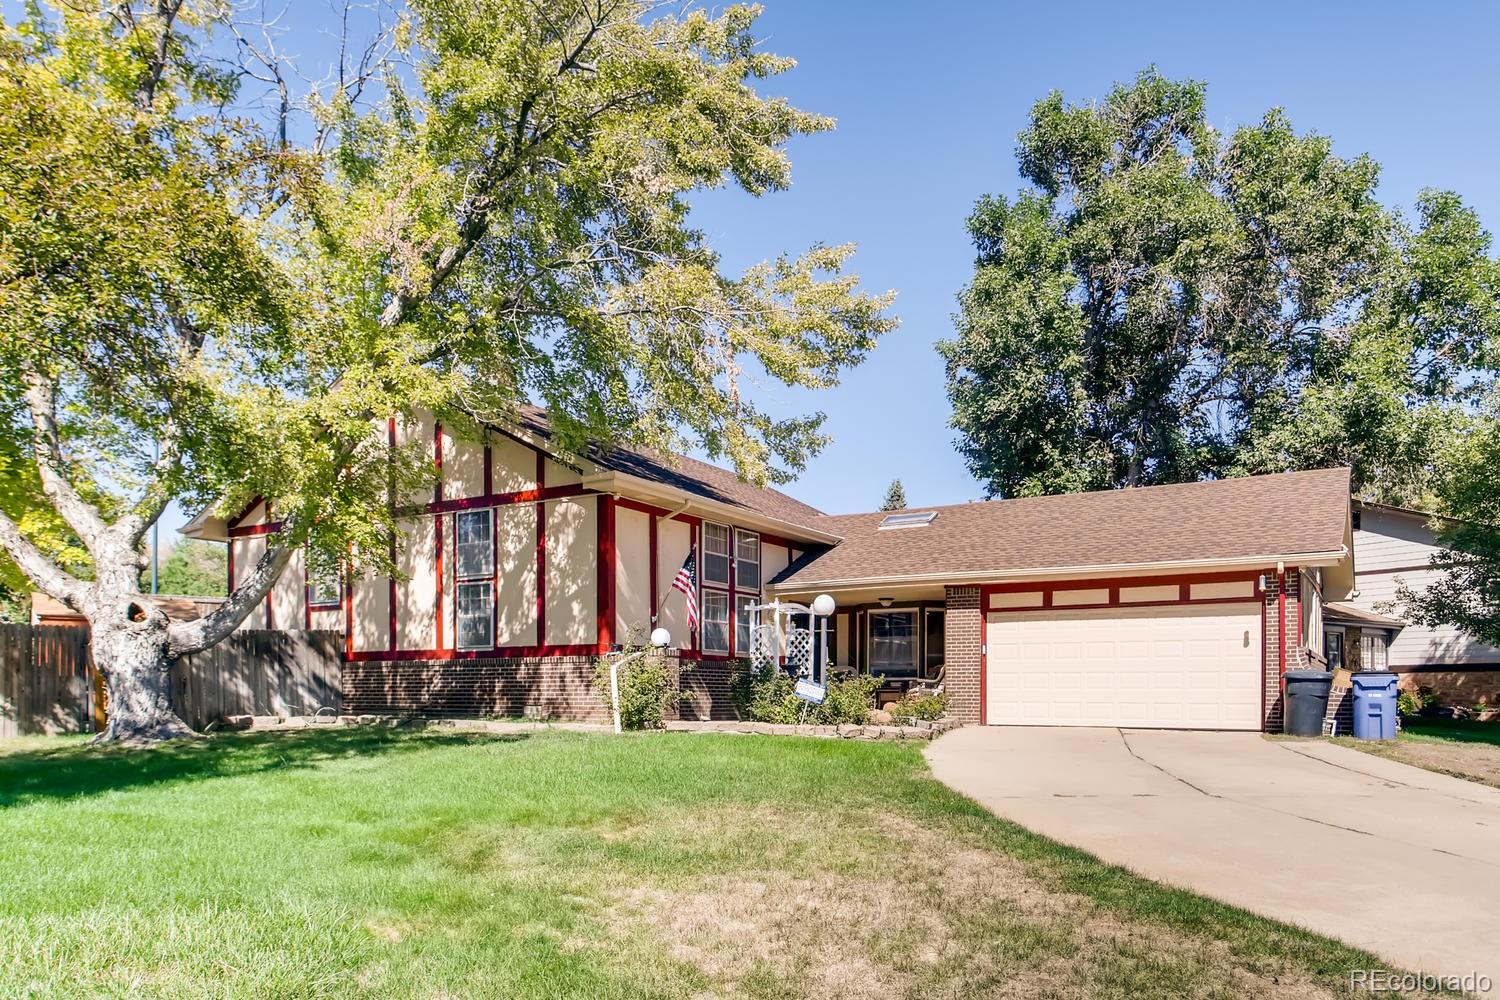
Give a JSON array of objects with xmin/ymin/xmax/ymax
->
[{"xmin": 986, "ymin": 602, "xmax": 1260, "ymax": 730}]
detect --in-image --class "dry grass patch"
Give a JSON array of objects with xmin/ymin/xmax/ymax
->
[{"xmin": 600, "ymin": 808, "xmax": 1347, "ymax": 1000}]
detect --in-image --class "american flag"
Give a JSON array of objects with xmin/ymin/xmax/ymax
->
[{"xmin": 672, "ymin": 547, "xmax": 698, "ymax": 629}]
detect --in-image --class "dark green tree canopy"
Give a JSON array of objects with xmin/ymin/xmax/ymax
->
[
  {"xmin": 880, "ymin": 478, "xmax": 906, "ymax": 511},
  {"xmin": 941, "ymin": 69, "xmax": 1500, "ymax": 502}
]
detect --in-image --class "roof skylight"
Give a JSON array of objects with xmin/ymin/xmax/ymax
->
[{"xmin": 878, "ymin": 511, "xmax": 937, "ymax": 530}]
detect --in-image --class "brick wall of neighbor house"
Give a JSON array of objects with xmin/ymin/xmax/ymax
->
[
  {"xmin": 1261, "ymin": 569, "xmax": 1303, "ymax": 732},
  {"xmin": 944, "ymin": 586, "xmax": 982, "ymax": 724},
  {"xmin": 343, "ymin": 656, "xmax": 608, "ymax": 722},
  {"xmin": 1397, "ymin": 669, "xmax": 1500, "ymax": 712}
]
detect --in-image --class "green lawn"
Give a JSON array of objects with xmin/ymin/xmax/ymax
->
[
  {"xmin": 0, "ymin": 728, "xmax": 1425, "ymax": 998},
  {"xmin": 1335, "ymin": 718, "xmax": 1500, "ymax": 789}
]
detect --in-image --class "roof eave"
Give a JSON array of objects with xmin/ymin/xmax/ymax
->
[
  {"xmin": 582, "ymin": 470, "xmax": 843, "ymax": 545},
  {"xmin": 179, "ymin": 505, "xmax": 228, "ymax": 542},
  {"xmin": 769, "ymin": 548, "xmax": 1351, "ymax": 593}
]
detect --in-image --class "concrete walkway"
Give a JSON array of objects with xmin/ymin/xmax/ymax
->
[{"xmin": 927, "ymin": 727, "xmax": 1500, "ymax": 990}]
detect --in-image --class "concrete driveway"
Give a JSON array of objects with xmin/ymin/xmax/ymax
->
[{"xmin": 927, "ymin": 727, "xmax": 1500, "ymax": 989}]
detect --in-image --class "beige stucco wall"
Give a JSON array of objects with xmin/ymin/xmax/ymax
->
[
  {"xmin": 492, "ymin": 436, "xmax": 536, "ymax": 494},
  {"xmin": 269, "ymin": 545, "xmax": 305, "ymax": 630},
  {"xmin": 615, "ymin": 506, "xmax": 652, "ymax": 644},
  {"xmin": 545, "ymin": 457, "xmax": 582, "ymax": 488},
  {"xmin": 495, "ymin": 504, "xmax": 539, "ymax": 646},
  {"xmin": 544, "ymin": 496, "xmax": 597, "ymax": 646},
  {"xmin": 351, "ymin": 566, "xmax": 389, "ymax": 651},
  {"xmin": 443, "ymin": 432, "xmax": 485, "ymax": 500},
  {"xmin": 655, "ymin": 517, "xmax": 693, "ymax": 651},
  {"xmin": 230, "ymin": 535, "xmax": 269, "ymax": 629},
  {"xmin": 763, "ymin": 542, "xmax": 790, "ymax": 590},
  {"xmin": 397, "ymin": 516, "xmax": 438, "ymax": 649}
]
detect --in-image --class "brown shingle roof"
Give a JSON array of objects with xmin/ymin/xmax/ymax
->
[
  {"xmin": 511, "ymin": 405, "xmax": 826, "ymax": 528},
  {"xmin": 774, "ymin": 468, "xmax": 1352, "ymax": 588},
  {"xmin": 1324, "ymin": 602, "xmax": 1406, "ymax": 629}
]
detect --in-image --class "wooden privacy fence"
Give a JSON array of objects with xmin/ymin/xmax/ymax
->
[
  {"xmin": 0, "ymin": 626, "xmax": 342, "ymax": 737},
  {"xmin": 0, "ymin": 625, "xmax": 93, "ymax": 738}
]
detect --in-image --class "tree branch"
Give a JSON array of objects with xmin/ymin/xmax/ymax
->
[
  {"xmin": 166, "ymin": 511, "xmax": 301, "ymax": 656},
  {"xmin": 23, "ymin": 371, "xmax": 109, "ymax": 554},
  {"xmin": 0, "ymin": 506, "xmax": 88, "ymax": 610}
]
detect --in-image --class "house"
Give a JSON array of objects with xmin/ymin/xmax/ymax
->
[
  {"xmin": 1343, "ymin": 502, "xmax": 1500, "ymax": 709},
  {"xmin": 182, "ymin": 407, "xmax": 1357, "ymax": 730}
]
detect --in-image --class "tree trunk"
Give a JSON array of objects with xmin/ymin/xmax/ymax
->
[{"xmin": 92, "ymin": 617, "xmax": 197, "ymax": 743}]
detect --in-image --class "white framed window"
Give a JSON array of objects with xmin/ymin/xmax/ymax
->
[
  {"xmin": 455, "ymin": 508, "xmax": 495, "ymax": 579},
  {"xmin": 735, "ymin": 594, "xmax": 757, "ymax": 657},
  {"xmin": 702, "ymin": 590, "xmax": 730, "ymax": 654},
  {"xmin": 306, "ymin": 550, "xmax": 341, "ymax": 609},
  {"xmin": 703, "ymin": 522, "xmax": 730, "ymax": 586},
  {"xmin": 1361, "ymin": 632, "xmax": 1389, "ymax": 671},
  {"xmin": 735, "ymin": 529, "xmax": 760, "ymax": 590},
  {"xmin": 456, "ymin": 581, "xmax": 494, "ymax": 650},
  {"xmin": 869, "ymin": 610, "xmax": 918, "ymax": 675}
]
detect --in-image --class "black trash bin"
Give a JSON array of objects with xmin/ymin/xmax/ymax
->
[{"xmin": 1283, "ymin": 669, "xmax": 1333, "ymax": 736}]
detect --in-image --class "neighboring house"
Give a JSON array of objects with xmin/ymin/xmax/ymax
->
[
  {"xmin": 30, "ymin": 592, "xmax": 225, "ymax": 627},
  {"xmin": 182, "ymin": 408, "xmax": 1356, "ymax": 731},
  {"xmin": 1345, "ymin": 501, "xmax": 1500, "ymax": 707}
]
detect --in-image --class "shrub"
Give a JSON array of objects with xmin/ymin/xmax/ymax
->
[
  {"xmin": 890, "ymin": 691, "xmax": 948, "ymax": 724},
  {"xmin": 729, "ymin": 661, "xmax": 878, "ymax": 725},
  {"xmin": 594, "ymin": 653, "xmax": 677, "ymax": 730},
  {"xmin": 1397, "ymin": 687, "xmax": 1439, "ymax": 720}
]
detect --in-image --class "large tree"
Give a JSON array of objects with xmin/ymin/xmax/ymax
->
[
  {"xmin": 941, "ymin": 70, "xmax": 1499, "ymax": 501},
  {"xmin": 0, "ymin": 1, "xmax": 894, "ymax": 741}
]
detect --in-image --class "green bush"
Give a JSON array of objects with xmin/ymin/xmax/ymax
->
[
  {"xmin": 1397, "ymin": 687, "xmax": 1439, "ymax": 720},
  {"xmin": 729, "ymin": 661, "xmax": 878, "ymax": 725},
  {"xmin": 890, "ymin": 691, "xmax": 948, "ymax": 723},
  {"xmin": 594, "ymin": 654, "xmax": 677, "ymax": 730}
]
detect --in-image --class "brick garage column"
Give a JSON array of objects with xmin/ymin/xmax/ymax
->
[
  {"xmin": 944, "ymin": 586, "xmax": 981, "ymax": 724},
  {"xmin": 1261, "ymin": 568, "xmax": 1302, "ymax": 732}
]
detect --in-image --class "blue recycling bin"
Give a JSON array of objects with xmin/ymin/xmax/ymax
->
[{"xmin": 1351, "ymin": 671, "xmax": 1399, "ymax": 740}]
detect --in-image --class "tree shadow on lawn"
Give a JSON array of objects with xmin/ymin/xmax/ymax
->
[
  {"xmin": 1405, "ymin": 720, "xmax": 1500, "ymax": 746},
  {"xmin": 0, "ymin": 726, "xmax": 521, "ymax": 808}
]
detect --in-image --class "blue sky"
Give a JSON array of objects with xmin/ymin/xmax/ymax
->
[
  {"xmin": 27, "ymin": 1, "xmax": 1486, "ymax": 534},
  {"xmin": 691, "ymin": 1, "xmax": 1500, "ymax": 515}
]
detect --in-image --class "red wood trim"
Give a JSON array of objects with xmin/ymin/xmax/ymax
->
[
  {"xmin": 597, "ymin": 494, "xmax": 616, "ymax": 652},
  {"xmin": 424, "ymin": 483, "xmax": 591, "ymax": 514},
  {"xmin": 483, "ymin": 442, "xmax": 493, "ymax": 497},
  {"xmin": 1260, "ymin": 589, "xmax": 1268, "ymax": 727},
  {"xmin": 388, "ymin": 416, "xmax": 398, "ymax": 652},
  {"xmin": 226, "ymin": 496, "xmax": 262, "ymax": 532},
  {"xmin": 227, "ymin": 537, "xmax": 235, "ymax": 597},
  {"xmin": 534, "ymin": 450, "xmax": 546, "ymax": 647},
  {"xmin": 535, "ymin": 450, "xmax": 545, "ymax": 491},
  {"xmin": 983, "ymin": 594, "xmax": 1261, "ymax": 615},
  {"xmin": 345, "ymin": 643, "xmax": 603, "ymax": 662},
  {"xmin": 726, "ymin": 522, "xmax": 737, "ymax": 658},
  {"xmin": 983, "ymin": 569, "xmax": 1260, "ymax": 594},
  {"xmin": 229, "ymin": 522, "xmax": 284, "ymax": 537},
  {"xmin": 304, "ymin": 553, "xmax": 312, "ymax": 630},
  {"xmin": 649, "ymin": 513, "xmax": 659, "ymax": 626},
  {"xmin": 978, "ymin": 615, "xmax": 987, "ymax": 726},
  {"xmin": 262, "ymin": 499, "xmax": 274, "ymax": 627},
  {"xmin": 435, "ymin": 513, "xmax": 445, "ymax": 651},
  {"xmin": 1179, "ymin": 583, "xmax": 1191, "ymax": 602}
]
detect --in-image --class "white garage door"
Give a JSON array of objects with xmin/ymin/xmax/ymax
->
[{"xmin": 985, "ymin": 603, "xmax": 1261, "ymax": 730}]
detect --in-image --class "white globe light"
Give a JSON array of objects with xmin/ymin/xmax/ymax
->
[
  {"xmin": 649, "ymin": 627, "xmax": 672, "ymax": 648},
  {"xmin": 811, "ymin": 594, "xmax": 836, "ymax": 617}
]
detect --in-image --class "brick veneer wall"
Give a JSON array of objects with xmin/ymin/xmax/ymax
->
[
  {"xmin": 1261, "ymin": 568, "xmax": 1302, "ymax": 732},
  {"xmin": 344, "ymin": 656, "xmax": 608, "ymax": 721},
  {"xmin": 944, "ymin": 586, "xmax": 981, "ymax": 724},
  {"xmin": 677, "ymin": 658, "xmax": 743, "ymax": 721}
]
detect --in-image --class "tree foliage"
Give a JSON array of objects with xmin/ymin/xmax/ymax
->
[
  {"xmin": 880, "ymin": 478, "xmax": 906, "ymax": 511},
  {"xmin": 941, "ymin": 69, "xmax": 1500, "ymax": 503},
  {"xmin": 0, "ymin": 0, "xmax": 893, "ymax": 739},
  {"xmin": 152, "ymin": 540, "xmax": 227, "ymax": 597}
]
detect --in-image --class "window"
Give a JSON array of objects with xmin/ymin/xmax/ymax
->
[
  {"xmin": 454, "ymin": 509, "xmax": 495, "ymax": 650},
  {"xmin": 924, "ymin": 608, "xmax": 945, "ymax": 676},
  {"xmin": 1324, "ymin": 630, "xmax": 1344, "ymax": 670},
  {"xmin": 1361, "ymin": 632, "xmax": 1389, "ymax": 671},
  {"xmin": 735, "ymin": 529, "xmax": 760, "ymax": 590},
  {"xmin": 306, "ymin": 550, "xmax": 341, "ymax": 608},
  {"xmin": 703, "ymin": 522, "xmax": 730, "ymax": 586},
  {"xmin": 869, "ymin": 610, "xmax": 918, "ymax": 675},
  {"xmin": 702, "ymin": 590, "xmax": 730, "ymax": 654},
  {"xmin": 455, "ymin": 581, "xmax": 494, "ymax": 650},
  {"xmin": 455, "ymin": 509, "xmax": 495, "ymax": 578}
]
